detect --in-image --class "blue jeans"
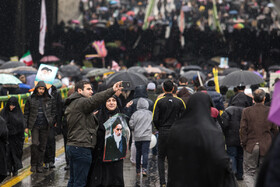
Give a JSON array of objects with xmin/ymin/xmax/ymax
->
[
  {"xmin": 66, "ymin": 145, "xmax": 92, "ymax": 187},
  {"xmin": 135, "ymin": 141, "xmax": 150, "ymax": 173},
  {"xmin": 227, "ymin": 146, "xmax": 243, "ymax": 178}
]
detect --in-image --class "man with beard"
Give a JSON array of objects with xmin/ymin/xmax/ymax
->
[
  {"xmin": 24, "ymin": 81, "xmax": 56, "ymax": 173},
  {"xmin": 104, "ymin": 123, "xmax": 127, "ymax": 161}
]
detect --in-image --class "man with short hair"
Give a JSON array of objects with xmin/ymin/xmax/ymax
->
[
  {"xmin": 153, "ymin": 80, "xmax": 186, "ymax": 187},
  {"xmin": 178, "ymin": 77, "xmax": 194, "ymax": 94},
  {"xmin": 240, "ymin": 89, "xmax": 278, "ymax": 187},
  {"xmin": 65, "ymin": 80, "xmax": 122, "ymax": 187},
  {"xmin": 24, "ymin": 81, "xmax": 56, "ymax": 173}
]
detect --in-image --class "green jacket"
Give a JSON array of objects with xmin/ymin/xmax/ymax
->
[{"xmin": 65, "ymin": 88, "xmax": 115, "ymax": 149}]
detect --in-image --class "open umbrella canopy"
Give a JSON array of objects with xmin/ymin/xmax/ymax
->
[
  {"xmin": 222, "ymin": 67, "xmax": 241, "ymax": 75},
  {"xmin": 86, "ymin": 68, "xmax": 113, "ymax": 77},
  {"xmin": 229, "ymin": 10, "xmax": 238, "ymax": 15},
  {"xmin": 81, "ymin": 68, "xmax": 95, "ymax": 75},
  {"xmin": 60, "ymin": 64, "xmax": 81, "ymax": 77},
  {"xmin": 0, "ymin": 61, "xmax": 26, "ymax": 69},
  {"xmin": 205, "ymin": 76, "xmax": 225, "ymax": 86},
  {"xmin": 40, "ymin": 55, "xmax": 60, "ymax": 63},
  {"xmin": 181, "ymin": 71, "xmax": 206, "ymax": 81},
  {"xmin": 12, "ymin": 66, "xmax": 37, "ymax": 75},
  {"xmin": 268, "ymin": 65, "xmax": 280, "ymax": 72},
  {"xmin": 144, "ymin": 67, "xmax": 161, "ymax": 73},
  {"xmin": 105, "ymin": 70, "xmax": 148, "ymax": 90},
  {"xmin": 127, "ymin": 66, "xmax": 147, "ymax": 74},
  {"xmin": 221, "ymin": 70, "xmax": 264, "ymax": 86},
  {"xmin": 126, "ymin": 11, "xmax": 135, "ymax": 16},
  {"xmin": 0, "ymin": 74, "xmax": 22, "ymax": 85},
  {"xmin": 156, "ymin": 66, "xmax": 175, "ymax": 74},
  {"xmin": 233, "ymin": 23, "xmax": 244, "ymax": 29},
  {"xmin": 180, "ymin": 65, "xmax": 202, "ymax": 74}
]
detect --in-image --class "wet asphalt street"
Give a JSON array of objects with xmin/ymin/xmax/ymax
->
[{"xmin": 1, "ymin": 137, "xmax": 246, "ymax": 187}]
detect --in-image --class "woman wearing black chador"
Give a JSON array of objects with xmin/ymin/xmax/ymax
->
[{"xmin": 1, "ymin": 97, "xmax": 25, "ymax": 176}]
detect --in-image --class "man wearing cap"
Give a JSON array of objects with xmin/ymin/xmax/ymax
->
[{"xmin": 147, "ymin": 82, "xmax": 158, "ymax": 103}]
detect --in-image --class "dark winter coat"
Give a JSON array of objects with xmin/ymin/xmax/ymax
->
[
  {"xmin": 153, "ymin": 93, "xmax": 186, "ymax": 130},
  {"xmin": 206, "ymin": 86, "xmax": 224, "ymax": 111},
  {"xmin": 221, "ymin": 106, "xmax": 244, "ymax": 146},
  {"xmin": 0, "ymin": 116, "xmax": 8, "ymax": 177},
  {"xmin": 49, "ymin": 85, "xmax": 63, "ymax": 134},
  {"xmin": 124, "ymin": 85, "xmax": 154, "ymax": 117},
  {"xmin": 24, "ymin": 81, "xmax": 57, "ymax": 130},
  {"xmin": 167, "ymin": 93, "xmax": 236, "ymax": 187},
  {"xmin": 228, "ymin": 92, "xmax": 253, "ymax": 107},
  {"xmin": 87, "ymin": 96, "xmax": 124, "ymax": 187},
  {"xmin": 0, "ymin": 97, "xmax": 25, "ymax": 172},
  {"xmin": 65, "ymin": 88, "xmax": 115, "ymax": 149}
]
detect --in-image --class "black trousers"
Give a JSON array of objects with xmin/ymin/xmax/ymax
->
[
  {"xmin": 157, "ymin": 130, "xmax": 170, "ymax": 185},
  {"xmin": 31, "ymin": 125, "xmax": 49, "ymax": 167},
  {"xmin": 44, "ymin": 127, "xmax": 56, "ymax": 163}
]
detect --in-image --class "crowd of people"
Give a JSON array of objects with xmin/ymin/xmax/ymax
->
[{"xmin": 0, "ymin": 61, "xmax": 279, "ymax": 187}]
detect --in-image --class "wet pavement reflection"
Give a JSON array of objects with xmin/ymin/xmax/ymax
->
[{"xmin": 11, "ymin": 151, "xmax": 162, "ymax": 187}]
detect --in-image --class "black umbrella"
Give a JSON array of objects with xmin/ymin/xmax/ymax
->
[
  {"xmin": 105, "ymin": 70, "xmax": 148, "ymax": 90},
  {"xmin": 180, "ymin": 65, "xmax": 202, "ymax": 74},
  {"xmin": 222, "ymin": 68, "xmax": 241, "ymax": 75},
  {"xmin": 60, "ymin": 64, "xmax": 81, "ymax": 77},
  {"xmin": 221, "ymin": 70, "xmax": 264, "ymax": 87},
  {"xmin": 81, "ymin": 67, "xmax": 95, "ymax": 75},
  {"xmin": 156, "ymin": 66, "xmax": 175, "ymax": 74},
  {"xmin": 0, "ymin": 61, "xmax": 26, "ymax": 69},
  {"xmin": 127, "ymin": 66, "xmax": 147, "ymax": 74},
  {"xmin": 181, "ymin": 71, "xmax": 206, "ymax": 81}
]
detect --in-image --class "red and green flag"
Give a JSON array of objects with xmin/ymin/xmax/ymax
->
[{"xmin": 20, "ymin": 50, "xmax": 33, "ymax": 66}]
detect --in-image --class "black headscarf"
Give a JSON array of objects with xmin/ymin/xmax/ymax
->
[
  {"xmin": 97, "ymin": 95, "xmax": 121, "ymax": 125},
  {"xmin": 0, "ymin": 97, "xmax": 25, "ymax": 135},
  {"xmin": 167, "ymin": 92, "xmax": 233, "ymax": 187}
]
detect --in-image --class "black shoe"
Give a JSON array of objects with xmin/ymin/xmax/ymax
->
[
  {"xmin": 49, "ymin": 162, "xmax": 55, "ymax": 168},
  {"xmin": 44, "ymin": 163, "xmax": 49, "ymax": 169},
  {"xmin": 37, "ymin": 166, "xmax": 43, "ymax": 173},
  {"xmin": 30, "ymin": 166, "xmax": 36, "ymax": 172},
  {"xmin": 13, "ymin": 171, "xmax": 18, "ymax": 176},
  {"xmin": 64, "ymin": 164, "xmax": 70, "ymax": 170}
]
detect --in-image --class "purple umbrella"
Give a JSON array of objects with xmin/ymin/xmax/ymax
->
[{"xmin": 268, "ymin": 81, "xmax": 280, "ymax": 126}]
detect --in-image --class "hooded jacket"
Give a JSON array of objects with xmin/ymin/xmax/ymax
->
[
  {"xmin": 65, "ymin": 88, "xmax": 115, "ymax": 149},
  {"xmin": 206, "ymin": 86, "xmax": 224, "ymax": 111},
  {"xmin": 129, "ymin": 98, "xmax": 153, "ymax": 142},
  {"xmin": 24, "ymin": 81, "xmax": 56, "ymax": 129},
  {"xmin": 124, "ymin": 85, "xmax": 154, "ymax": 117}
]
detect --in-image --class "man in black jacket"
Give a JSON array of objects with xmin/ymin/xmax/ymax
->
[
  {"xmin": 24, "ymin": 81, "xmax": 56, "ymax": 173},
  {"xmin": 44, "ymin": 85, "xmax": 63, "ymax": 169},
  {"xmin": 153, "ymin": 80, "xmax": 186, "ymax": 187}
]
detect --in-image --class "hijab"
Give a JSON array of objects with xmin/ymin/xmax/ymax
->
[
  {"xmin": 167, "ymin": 92, "xmax": 231, "ymax": 187},
  {"xmin": 97, "ymin": 95, "xmax": 121, "ymax": 125},
  {"xmin": 0, "ymin": 97, "xmax": 25, "ymax": 135}
]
